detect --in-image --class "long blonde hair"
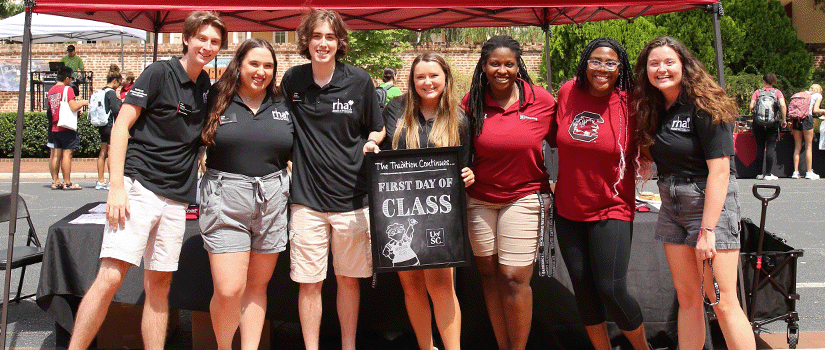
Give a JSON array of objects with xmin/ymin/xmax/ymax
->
[{"xmin": 393, "ymin": 53, "xmax": 464, "ymax": 149}]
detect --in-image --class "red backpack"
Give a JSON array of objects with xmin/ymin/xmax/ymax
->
[{"xmin": 787, "ymin": 91, "xmax": 813, "ymax": 120}]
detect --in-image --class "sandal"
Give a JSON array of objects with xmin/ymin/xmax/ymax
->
[
  {"xmin": 51, "ymin": 183, "xmax": 64, "ymax": 190},
  {"xmin": 63, "ymin": 182, "xmax": 83, "ymax": 190}
]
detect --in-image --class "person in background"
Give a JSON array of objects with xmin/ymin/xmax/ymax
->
[
  {"xmin": 382, "ymin": 52, "xmax": 474, "ymax": 350},
  {"xmin": 280, "ymin": 9, "xmax": 384, "ymax": 350},
  {"xmin": 790, "ymin": 84, "xmax": 823, "ymax": 179},
  {"xmin": 200, "ymin": 38, "xmax": 292, "ymax": 350},
  {"xmin": 749, "ymin": 73, "xmax": 786, "ymax": 180},
  {"xmin": 635, "ymin": 36, "xmax": 755, "ymax": 350},
  {"xmin": 378, "ymin": 66, "xmax": 403, "ymax": 107},
  {"xmin": 96, "ymin": 64, "xmax": 123, "ymax": 190},
  {"xmin": 549, "ymin": 37, "xmax": 649, "ymax": 350},
  {"xmin": 462, "ymin": 35, "xmax": 555, "ymax": 350},
  {"xmin": 120, "ymin": 70, "xmax": 135, "ymax": 100},
  {"xmin": 67, "ymin": 11, "xmax": 226, "ymax": 350},
  {"xmin": 46, "ymin": 107, "xmax": 59, "ymax": 190},
  {"xmin": 47, "ymin": 66, "xmax": 87, "ymax": 190},
  {"xmin": 60, "ymin": 45, "xmax": 84, "ymax": 76}
]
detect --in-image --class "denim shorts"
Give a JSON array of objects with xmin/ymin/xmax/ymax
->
[
  {"xmin": 655, "ymin": 175, "xmax": 741, "ymax": 249},
  {"xmin": 199, "ymin": 168, "xmax": 290, "ymax": 254}
]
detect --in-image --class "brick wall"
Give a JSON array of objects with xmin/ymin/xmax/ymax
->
[{"xmin": 0, "ymin": 42, "xmax": 545, "ymax": 113}]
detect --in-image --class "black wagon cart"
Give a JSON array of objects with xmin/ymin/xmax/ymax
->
[{"xmin": 738, "ymin": 184, "xmax": 804, "ymax": 349}]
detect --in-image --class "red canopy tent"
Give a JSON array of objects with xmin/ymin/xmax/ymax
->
[{"xmin": 3, "ymin": 0, "xmax": 724, "ymax": 343}]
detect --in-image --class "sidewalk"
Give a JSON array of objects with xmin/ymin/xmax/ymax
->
[{"xmin": 0, "ymin": 158, "xmax": 101, "ymax": 181}]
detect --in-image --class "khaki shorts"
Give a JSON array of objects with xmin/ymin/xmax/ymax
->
[
  {"xmin": 289, "ymin": 205, "xmax": 372, "ymax": 283},
  {"xmin": 100, "ymin": 177, "xmax": 187, "ymax": 272},
  {"xmin": 467, "ymin": 193, "xmax": 549, "ymax": 267}
]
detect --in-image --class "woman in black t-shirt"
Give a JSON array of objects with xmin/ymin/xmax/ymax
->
[
  {"xmin": 634, "ymin": 36, "xmax": 755, "ymax": 350},
  {"xmin": 200, "ymin": 38, "xmax": 293, "ymax": 350},
  {"xmin": 381, "ymin": 53, "xmax": 474, "ymax": 350}
]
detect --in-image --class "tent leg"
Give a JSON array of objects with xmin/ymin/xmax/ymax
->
[
  {"xmin": 153, "ymin": 30, "xmax": 159, "ymax": 62},
  {"xmin": 709, "ymin": 3, "xmax": 726, "ymax": 89},
  {"xmin": 543, "ymin": 25, "xmax": 553, "ymax": 93},
  {"xmin": 1, "ymin": 5, "xmax": 33, "ymax": 345}
]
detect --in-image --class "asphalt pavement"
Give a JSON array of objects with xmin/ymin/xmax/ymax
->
[{"xmin": 0, "ymin": 160, "xmax": 823, "ymax": 349}]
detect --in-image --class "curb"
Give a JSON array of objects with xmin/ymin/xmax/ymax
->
[{"xmin": 0, "ymin": 172, "xmax": 104, "ymax": 181}]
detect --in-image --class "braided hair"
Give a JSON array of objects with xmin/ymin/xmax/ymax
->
[
  {"xmin": 575, "ymin": 37, "xmax": 636, "ymax": 197},
  {"xmin": 573, "ymin": 37, "xmax": 634, "ymax": 94},
  {"xmin": 467, "ymin": 35, "xmax": 534, "ymax": 136}
]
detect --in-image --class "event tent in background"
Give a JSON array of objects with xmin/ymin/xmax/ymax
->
[
  {"xmin": 0, "ymin": 12, "xmax": 145, "ymax": 43},
  {"xmin": 3, "ymin": 0, "xmax": 725, "ymax": 346}
]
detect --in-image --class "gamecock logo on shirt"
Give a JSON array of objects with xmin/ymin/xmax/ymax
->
[{"xmin": 568, "ymin": 111, "xmax": 604, "ymax": 143}]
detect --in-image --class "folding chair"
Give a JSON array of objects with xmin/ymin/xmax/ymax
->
[{"xmin": 0, "ymin": 193, "xmax": 44, "ymax": 304}]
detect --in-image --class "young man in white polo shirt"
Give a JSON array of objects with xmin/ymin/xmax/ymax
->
[
  {"xmin": 280, "ymin": 9, "xmax": 385, "ymax": 350},
  {"xmin": 68, "ymin": 11, "xmax": 226, "ymax": 350}
]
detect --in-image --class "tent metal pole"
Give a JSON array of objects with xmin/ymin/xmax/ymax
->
[
  {"xmin": 153, "ymin": 30, "xmax": 159, "ymax": 62},
  {"xmin": 543, "ymin": 24, "xmax": 552, "ymax": 94},
  {"xmin": 710, "ymin": 2, "xmax": 725, "ymax": 89},
  {"xmin": 1, "ymin": 3, "xmax": 34, "ymax": 346},
  {"xmin": 120, "ymin": 32, "xmax": 124, "ymax": 69}
]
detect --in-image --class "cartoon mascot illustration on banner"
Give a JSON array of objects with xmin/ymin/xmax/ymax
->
[{"xmin": 383, "ymin": 218, "xmax": 421, "ymax": 267}]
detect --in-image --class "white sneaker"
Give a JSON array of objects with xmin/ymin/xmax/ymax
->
[
  {"xmin": 806, "ymin": 172, "xmax": 820, "ymax": 180},
  {"xmin": 764, "ymin": 174, "xmax": 779, "ymax": 180},
  {"xmin": 95, "ymin": 181, "xmax": 107, "ymax": 190},
  {"xmin": 755, "ymin": 174, "xmax": 765, "ymax": 180},
  {"xmin": 792, "ymin": 171, "xmax": 800, "ymax": 179}
]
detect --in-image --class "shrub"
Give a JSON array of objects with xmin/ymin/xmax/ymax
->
[{"xmin": 0, "ymin": 112, "xmax": 101, "ymax": 158}]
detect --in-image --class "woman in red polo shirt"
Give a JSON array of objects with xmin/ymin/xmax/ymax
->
[
  {"xmin": 550, "ymin": 37, "xmax": 649, "ymax": 350},
  {"xmin": 462, "ymin": 35, "xmax": 555, "ymax": 350}
]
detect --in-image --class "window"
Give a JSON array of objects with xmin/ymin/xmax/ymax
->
[{"xmin": 273, "ymin": 32, "xmax": 286, "ymax": 44}]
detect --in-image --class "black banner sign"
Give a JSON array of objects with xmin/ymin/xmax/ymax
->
[{"xmin": 367, "ymin": 146, "xmax": 471, "ymax": 273}]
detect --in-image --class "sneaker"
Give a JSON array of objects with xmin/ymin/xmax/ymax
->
[
  {"xmin": 792, "ymin": 171, "xmax": 801, "ymax": 179},
  {"xmin": 95, "ymin": 181, "xmax": 107, "ymax": 190},
  {"xmin": 806, "ymin": 172, "xmax": 820, "ymax": 180},
  {"xmin": 764, "ymin": 174, "xmax": 779, "ymax": 180},
  {"xmin": 755, "ymin": 174, "xmax": 765, "ymax": 180}
]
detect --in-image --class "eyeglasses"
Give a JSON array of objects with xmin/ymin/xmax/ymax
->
[{"xmin": 587, "ymin": 60, "xmax": 620, "ymax": 71}]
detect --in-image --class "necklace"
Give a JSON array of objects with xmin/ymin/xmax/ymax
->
[{"xmin": 237, "ymin": 90, "xmax": 264, "ymax": 102}]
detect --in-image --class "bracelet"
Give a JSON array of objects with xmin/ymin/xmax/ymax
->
[{"xmin": 698, "ymin": 226, "xmax": 715, "ymax": 240}]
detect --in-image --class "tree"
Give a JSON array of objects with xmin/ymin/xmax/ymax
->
[
  {"xmin": 0, "ymin": 0, "xmax": 23, "ymax": 19},
  {"xmin": 342, "ymin": 29, "xmax": 410, "ymax": 79}
]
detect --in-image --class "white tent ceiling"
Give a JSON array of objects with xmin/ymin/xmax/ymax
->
[{"xmin": 0, "ymin": 12, "xmax": 145, "ymax": 43}]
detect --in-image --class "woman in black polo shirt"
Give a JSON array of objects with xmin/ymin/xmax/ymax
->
[
  {"xmin": 382, "ymin": 53, "xmax": 473, "ymax": 350},
  {"xmin": 635, "ymin": 36, "xmax": 755, "ymax": 349},
  {"xmin": 200, "ymin": 38, "xmax": 293, "ymax": 349}
]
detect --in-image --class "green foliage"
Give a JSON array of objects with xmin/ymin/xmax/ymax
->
[
  {"xmin": 0, "ymin": 0, "xmax": 23, "ymax": 19},
  {"xmin": 725, "ymin": 73, "xmax": 763, "ymax": 114},
  {"xmin": 0, "ymin": 112, "xmax": 101, "ymax": 158},
  {"xmin": 342, "ymin": 30, "xmax": 411, "ymax": 79},
  {"xmin": 405, "ymin": 27, "xmax": 546, "ymax": 44}
]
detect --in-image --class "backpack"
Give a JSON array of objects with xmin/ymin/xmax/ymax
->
[
  {"xmin": 787, "ymin": 91, "xmax": 813, "ymax": 121},
  {"xmin": 376, "ymin": 84, "xmax": 392, "ymax": 107},
  {"xmin": 753, "ymin": 88, "xmax": 779, "ymax": 127},
  {"xmin": 89, "ymin": 87, "xmax": 112, "ymax": 127}
]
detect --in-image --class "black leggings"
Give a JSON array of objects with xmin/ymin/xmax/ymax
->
[
  {"xmin": 554, "ymin": 213, "xmax": 643, "ymax": 330},
  {"xmin": 753, "ymin": 124, "xmax": 779, "ymax": 176}
]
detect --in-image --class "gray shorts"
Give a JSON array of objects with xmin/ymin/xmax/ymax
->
[
  {"xmin": 655, "ymin": 175, "xmax": 741, "ymax": 249},
  {"xmin": 199, "ymin": 168, "xmax": 289, "ymax": 254}
]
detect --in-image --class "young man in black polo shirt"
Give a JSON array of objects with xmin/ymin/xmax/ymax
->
[
  {"xmin": 68, "ymin": 12, "xmax": 226, "ymax": 350},
  {"xmin": 281, "ymin": 9, "xmax": 384, "ymax": 350}
]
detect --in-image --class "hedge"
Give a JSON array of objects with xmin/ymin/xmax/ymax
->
[{"xmin": 0, "ymin": 112, "xmax": 102, "ymax": 158}]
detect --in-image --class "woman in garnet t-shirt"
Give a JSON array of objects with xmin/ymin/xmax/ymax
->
[
  {"xmin": 549, "ymin": 38, "xmax": 649, "ymax": 350},
  {"xmin": 462, "ymin": 35, "xmax": 555, "ymax": 350}
]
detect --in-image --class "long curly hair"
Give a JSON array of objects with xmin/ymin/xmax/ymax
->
[
  {"xmin": 202, "ymin": 38, "xmax": 282, "ymax": 146},
  {"xmin": 634, "ymin": 36, "xmax": 738, "ymax": 147},
  {"xmin": 466, "ymin": 35, "xmax": 534, "ymax": 136},
  {"xmin": 393, "ymin": 53, "xmax": 464, "ymax": 150}
]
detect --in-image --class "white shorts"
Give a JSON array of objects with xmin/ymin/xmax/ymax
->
[{"xmin": 100, "ymin": 177, "xmax": 188, "ymax": 271}]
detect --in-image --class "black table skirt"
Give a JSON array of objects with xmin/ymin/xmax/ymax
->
[{"xmin": 36, "ymin": 203, "xmax": 707, "ymax": 349}]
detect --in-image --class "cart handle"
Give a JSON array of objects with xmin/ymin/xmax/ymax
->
[{"xmin": 752, "ymin": 184, "xmax": 780, "ymax": 202}]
